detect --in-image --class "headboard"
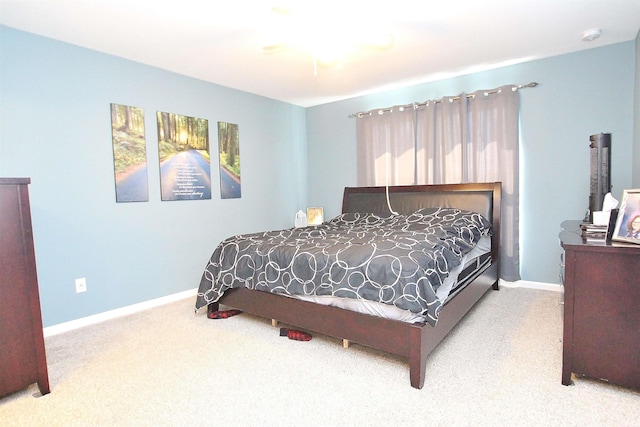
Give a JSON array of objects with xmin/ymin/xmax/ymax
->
[{"xmin": 342, "ymin": 182, "xmax": 502, "ymax": 264}]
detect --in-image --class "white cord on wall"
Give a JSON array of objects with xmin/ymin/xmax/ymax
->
[
  {"xmin": 385, "ymin": 184, "xmax": 399, "ymax": 215},
  {"xmin": 385, "ymin": 150, "xmax": 399, "ymax": 215}
]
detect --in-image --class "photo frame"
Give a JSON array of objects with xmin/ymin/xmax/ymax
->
[
  {"xmin": 611, "ymin": 188, "xmax": 640, "ymax": 244},
  {"xmin": 307, "ymin": 207, "xmax": 324, "ymax": 225}
]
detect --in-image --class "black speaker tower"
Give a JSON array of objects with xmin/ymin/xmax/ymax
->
[{"xmin": 588, "ymin": 133, "xmax": 611, "ymax": 222}]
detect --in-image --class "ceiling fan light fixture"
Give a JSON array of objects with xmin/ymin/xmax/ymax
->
[
  {"xmin": 263, "ymin": 6, "xmax": 393, "ymax": 75},
  {"xmin": 309, "ymin": 33, "xmax": 354, "ymax": 64}
]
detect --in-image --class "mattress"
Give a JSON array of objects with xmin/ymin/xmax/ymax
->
[{"xmin": 289, "ymin": 236, "xmax": 491, "ymax": 323}]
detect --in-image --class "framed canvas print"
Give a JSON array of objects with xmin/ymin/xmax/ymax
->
[
  {"xmin": 218, "ymin": 121, "xmax": 241, "ymax": 199},
  {"xmin": 307, "ymin": 207, "xmax": 324, "ymax": 225},
  {"xmin": 611, "ymin": 188, "xmax": 640, "ymax": 244},
  {"xmin": 157, "ymin": 111, "xmax": 211, "ymax": 201},
  {"xmin": 110, "ymin": 103, "xmax": 149, "ymax": 202}
]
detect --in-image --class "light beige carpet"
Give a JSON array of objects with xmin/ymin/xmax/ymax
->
[{"xmin": 1, "ymin": 287, "xmax": 638, "ymax": 426}]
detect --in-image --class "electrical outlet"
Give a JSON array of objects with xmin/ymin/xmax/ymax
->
[{"xmin": 75, "ymin": 277, "xmax": 87, "ymax": 293}]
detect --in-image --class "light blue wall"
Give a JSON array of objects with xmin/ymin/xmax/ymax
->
[
  {"xmin": 0, "ymin": 26, "xmax": 307, "ymax": 326},
  {"xmin": 305, "ymin": 42, "xmax": 636, "ymax": 285}
]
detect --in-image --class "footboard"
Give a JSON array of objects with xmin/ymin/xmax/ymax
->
[{"xmin": 410, "ymin": 261, "xmax": 498, "ymax": 387}]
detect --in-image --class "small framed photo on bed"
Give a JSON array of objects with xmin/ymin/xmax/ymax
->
[
  {"xmin": 307, "ymin": 207, "xmax": 324, "ymax": 225},
  {"xmin": 611, "ymin": 188, "xmax": 640, "ymax": 245}
]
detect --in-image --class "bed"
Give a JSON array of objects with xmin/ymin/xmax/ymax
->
[{"xmin": 195, "ymin": 182, "xmax": 501, "ymax": 389}]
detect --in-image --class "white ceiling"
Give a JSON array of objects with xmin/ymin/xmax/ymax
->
[{"xmin": 1, "ymin": 0, "xmax": 639, "ymax": 107}]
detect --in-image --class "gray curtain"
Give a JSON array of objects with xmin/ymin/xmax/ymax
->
[
  {"xmin": 356, "ymin": 107, "xmax": 416, "ymax": 186},
  {"xmin": 416, "ymin": 95, "xmax": 467, "ymax": 184},
  {"xmin": 356, "ymin": 85, "xmax": 521, "ymax": 281}
]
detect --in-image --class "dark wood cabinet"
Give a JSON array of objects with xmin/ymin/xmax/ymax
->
[
  {"xmin": 0, "ymin": 178, "xmax": 50, "ymax": 397},
  {"xmin": 559, "ymin": 220, "xmax": 640, "ymax": 390}
]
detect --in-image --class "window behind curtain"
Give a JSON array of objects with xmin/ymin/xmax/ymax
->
[
  {"xmin": 356, "ymin": 107, "xmax": 416, "ymax": 186},
  {"xmin": 355, "ymin": 86, "xmax": 521, "ymax": 281}
]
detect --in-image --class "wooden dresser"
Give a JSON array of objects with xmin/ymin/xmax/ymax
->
[
  {"xmin": 559, "ymin": 220, "xmax": 640, "ymax": 390},
  {"xmin": 0, "ymin": 178, "xmax": 50, "ymax": 397}
]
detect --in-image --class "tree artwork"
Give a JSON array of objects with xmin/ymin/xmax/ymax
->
[
  {"xmin": 217, "ymin": 121, "xmax": 241, "ymax": 199},
  {"xmin": 156, "ymin": 111, "xmax": 211, "ymax": 201},
  {"xmin": 111, "ymin": 103, "xmax": 149, "ymax": 202}
]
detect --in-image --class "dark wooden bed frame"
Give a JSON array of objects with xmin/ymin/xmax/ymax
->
[{"xmin": 206, "ymin": 182, "xmax": 501, "ymax": 389}]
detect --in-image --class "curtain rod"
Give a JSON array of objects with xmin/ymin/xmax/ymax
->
[{"xmin": 349, "ymin": 82, "xmax": 538, "ymax": 118}]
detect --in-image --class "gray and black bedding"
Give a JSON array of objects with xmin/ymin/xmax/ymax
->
[{"xmin": 195, "ymin": 207, "xmax": 492, "ymax": 325}]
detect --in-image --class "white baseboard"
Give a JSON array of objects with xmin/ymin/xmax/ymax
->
[
  {"xmin": 500, "ymin": 279, "xmax": 562, "ymax": 293},
  {"xmin": 43, "ymin": 280, "xmax": 560, "ymax": 337},
  {"xmin": 43, "ymin": 288, "xmax": 198, "ymax": 337}
]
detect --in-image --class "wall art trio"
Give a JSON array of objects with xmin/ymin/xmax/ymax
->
[{"xmin": 110, "ymin": 103, "xmax": 241, "ymax": 202}]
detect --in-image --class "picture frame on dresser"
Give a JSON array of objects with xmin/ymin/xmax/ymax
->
[{"xmin": 611, "ymin": 188, "xmax": 640, "ymax": 244}]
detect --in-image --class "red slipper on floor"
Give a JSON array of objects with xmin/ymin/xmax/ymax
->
[
  {"xmin": 280, "ymin": 328, "xmax": 312, "ymax": 341},
  {"xmin": 207, "ymin": 309, "xmax": 242, "ymax": 319}
]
